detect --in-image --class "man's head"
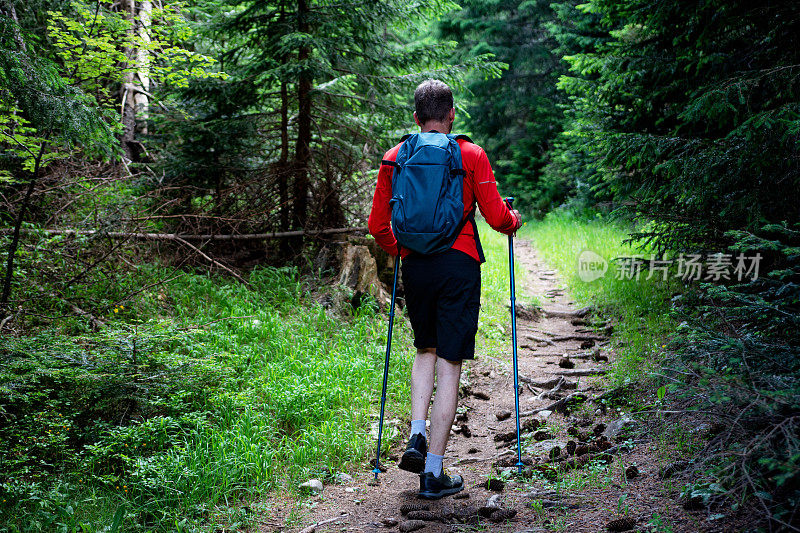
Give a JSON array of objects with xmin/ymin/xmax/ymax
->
[{"xmin": 414, "ymin": 79, "xmax": 455, "ymax": 132}]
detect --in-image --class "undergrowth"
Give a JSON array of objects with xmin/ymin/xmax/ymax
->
[
  {"xmin": 0, "ymin": 265, "xmax": 415, "ymax": 532},
  {"xmin": 524, "ymin": 210, "xmax": 800, "ymax": 530}
]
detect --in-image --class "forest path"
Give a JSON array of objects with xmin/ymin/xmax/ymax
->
[{"xmin": 265, "ymin": 237, "xmax": 720, "ymax": 533}]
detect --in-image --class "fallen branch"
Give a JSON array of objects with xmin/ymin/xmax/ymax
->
[
  {"xmin": 298, "ymin": 516, "xmax": 342, "ymax": 533},
  {"xmin": 520, "ymin": 393, "xmax": 588, "ymax": 416},
  {"xmin": 551, "ymin": 334, "xmax": 606, "ymax": 342},
  {"xmin": 1, "ymin": 226, "xmax": 368, "ymax": 241},
  {"xmin": 519, "ymin": 375, "xmax": 576, "ymax": 389},
  {"xmin": 173, "ymin": 236, "xmax": 249, "ymax": 285},
  {"xmin": 536, "ymin": 376, "xmax": 567, "ymax": 400},
  {"xmin": 523, "ymin": 334, "xmax": 555, "ymax": 346},
  {"xmin": 554, "ymin": 368, "xmax": 607, "ymax": 377},
  {"xmin": 568, "ymin": 348, "xmax": 601, "ymax": 359},
  {"xmin": 543, "ymin": 306, "xmax": 593, "ymax": 319}
]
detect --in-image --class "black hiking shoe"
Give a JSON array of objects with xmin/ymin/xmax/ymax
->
[
  {"xmin": 398, "ymin": 433, "xmax": 427, "ymax": 473},
  {"xmin": 418, "ymin": 469, "xmax": 464, "ymax": 500}
]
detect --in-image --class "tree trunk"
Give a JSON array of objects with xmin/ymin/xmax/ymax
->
[
  {"xmin": 279, "ymin": 80, "xmax": 290, "ymax": 232},
  {"xmin": 134, "ymin": 0, "xmax": 151, "ymax": 135},
  {"xmin": 1, "ymin": 142, "xmax": 47, "ymax": 309},
  {"xmin": 278, "ymin": 79, "xmax": 292, "ymax": 257},
  {"xmin": 292, "ymin": 0, "xmax": 311, "ymax": 235},
  {"xmin": 120, "ymin": 0, "xmax": 137, "ymax": 159}
]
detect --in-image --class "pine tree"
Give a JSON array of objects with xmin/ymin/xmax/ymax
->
[
  {"xmin": 440, "ymin": 0, "xmax": 566, "ymax": 214},
  {"xmin": 159, "ymin": 0, "xmax": 501, "ymax": 244}
]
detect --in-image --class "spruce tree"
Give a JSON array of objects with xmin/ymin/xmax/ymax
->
[{"xmin": 441, "ymin": 0, "xmax": 566, "ymax": 214}]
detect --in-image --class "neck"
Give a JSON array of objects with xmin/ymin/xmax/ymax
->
[{"xmin": 420, "ymin": 121, "xmax": 451, "ymax": 134}]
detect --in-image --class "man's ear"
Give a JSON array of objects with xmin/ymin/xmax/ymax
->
[
  {"xmin": 413, "ymin": 112, "xmax": 422, "ymax": 127},
  {"xmin": 448, "ymin": 107, "xmax": 455, "ymax": 122}
]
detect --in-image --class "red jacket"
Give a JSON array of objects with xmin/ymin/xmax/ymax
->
[{"xmin": 368, "ymin": 136, "xmax": 517, "ymax": 263}]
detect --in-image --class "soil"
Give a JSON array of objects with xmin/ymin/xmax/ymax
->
[{"xmin": 260, "ymin": 238, "xmax": 740, "ymax": 533}]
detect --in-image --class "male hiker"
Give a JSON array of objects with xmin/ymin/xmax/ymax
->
[{"xmin": 368, "ymin": 79, "xmax": 521, "ymax": 499}]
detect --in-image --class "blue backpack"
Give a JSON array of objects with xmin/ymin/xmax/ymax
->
[{"xmin": 382, "ymin": 132, "xmax": 481, "ymax": 257}]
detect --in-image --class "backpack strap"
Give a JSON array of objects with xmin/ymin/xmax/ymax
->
[
  {"xmin": 452, "ymin": 207, "xmax": 486, "ymax": 263},
  {"xmin": 453, "ymin": 134, "xmax": 474, "ymax": 143},
  {"xmin": 381, "ymin": 159, "xmax": 400, "ymax": 168}
]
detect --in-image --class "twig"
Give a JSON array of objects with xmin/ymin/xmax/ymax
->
[
  {"xmin": 173, "ymin": 237, "xmax": 249, "ymax": 286},
  {"xmin": 524, "ymin": 334, "xmax": 555, "ymax": 346},
  {"xmin": 298, "ymin": 516, "xmax": 342, "ymax": 533},
  {"xmin": 551, "ymin": 334, "xmax": 606, "ymax": 342}
]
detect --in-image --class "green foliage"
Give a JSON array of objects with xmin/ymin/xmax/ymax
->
[
  {"xmin": 0, "ymin": 15, "xmax": 114, "ymax": 171},
  {"xmin": 441, "ymin": 0, "xmax": 567, "ymax": 215},
  {"xmin": 46, "ymin": 0, "xmax": 223, "ymax": 103},
  {"xmin": 154, "ymin": 0, "xmax": 504, "ymax": 237},
  {"xmin": 0, "ymin": 266, "xmax": 416, "ymax": 531}
]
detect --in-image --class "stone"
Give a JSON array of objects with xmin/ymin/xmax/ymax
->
[
  {"xmin": 487, "ymin": 494, "xmax": 502, "ymax": 508},
  {"xmin": 558, "ymin": 357, "xmax": 574, "ymax": 369},
  {"xmin": 381, "ymin": 517, "xmax": 399, "ymax": 527},
  {"xmin": 298, "ymin": 479, "xmax": 323, "ymax": 494},
  {"xmin": 334, "ymin": 472, "xmax": 353, "ymax": 484},
  {"xmin": 496, "ymin": 410, "xmax": 512, "ymax": 421},
  {"xmin": 602, "ymin": 417, "xmax": 637, "ymax": 441}
]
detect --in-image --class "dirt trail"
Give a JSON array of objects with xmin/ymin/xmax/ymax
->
[{"xmin": 265, "ymin": 238, "xmax": 724, "ymax": 533}]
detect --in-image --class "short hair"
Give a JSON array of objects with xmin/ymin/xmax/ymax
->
[{"xmin": 414, "ymin": 80, "xmax": 454, "ymax": 124}]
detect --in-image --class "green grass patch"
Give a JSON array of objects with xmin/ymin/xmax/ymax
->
[
  {"xmin": 0, "ymin": 266, "xmax": 415, "ymax": 532},
  {"xmin": 475, "ymin": 220, "xmax": 539, "ymax": 360},
  {"xmin": 520, "ymin": 211, "xmax": 680, "ymax": 385}
]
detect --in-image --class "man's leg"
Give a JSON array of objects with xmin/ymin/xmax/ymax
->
[
  {"xmin": 399, "ymin": 348, "xmax": 436, "ymax": 473},
  {"xmin": 411, "ymin": 348, "xmax": 437, "ymax": 424},
  {"xmin": 424, "ymin": 357, "xmax": 462, "ymax": 476}
]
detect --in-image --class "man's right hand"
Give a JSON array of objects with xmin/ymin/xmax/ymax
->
[{"xmin": 510, "ymin": 209, "xmax": 522, "ymax": 231}]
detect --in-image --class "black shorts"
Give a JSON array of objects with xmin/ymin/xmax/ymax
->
[{"xmin": 401, "ymin": 249, "xmax": 481, "ymax": 362}]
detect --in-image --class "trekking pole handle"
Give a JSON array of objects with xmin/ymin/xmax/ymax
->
[{"xmin": 504, "ymin": 197, "xmax": 514, "ymax": 209}]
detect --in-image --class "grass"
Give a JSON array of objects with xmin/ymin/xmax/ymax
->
[
  {"xmin": 475, "ymin": 220, "xmax": 539, "ymax": 361},
  {"xmin": 519, "ymin": 210, "xmax": 680, "ymax": 386},
  {"xmin": 0, "ymin": 221, "xmax": 530, "ymax": 532},
  {"xmin": 1, "ymin": 266, "xmax": 417, "ymax": 532}
]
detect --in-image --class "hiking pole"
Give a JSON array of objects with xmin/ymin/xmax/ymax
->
[
  {"xmin": 373, "ymin": 253, "xmax": 400, "ymax": 481},
  {"xmin": 505, "ymin": 197, "xmax": 524, "ymax": 476}
]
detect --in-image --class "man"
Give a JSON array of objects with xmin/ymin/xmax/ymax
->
[{"xmin": 368, "ymin": 79, "xmax": 521, "ymax": 500}]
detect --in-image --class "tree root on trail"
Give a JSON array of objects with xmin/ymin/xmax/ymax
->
[{"xmin": 520, "ymin": 392, "xmax": 589, "ymax": 416}]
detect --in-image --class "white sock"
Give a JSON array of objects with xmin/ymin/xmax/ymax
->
[
  {"xmin": 410, "ymin": 419, "xmax": 426, "ymax": 438},
  {"xmin": 424, "ymin": 452, "xmax": 443, "ymax": 476}
]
